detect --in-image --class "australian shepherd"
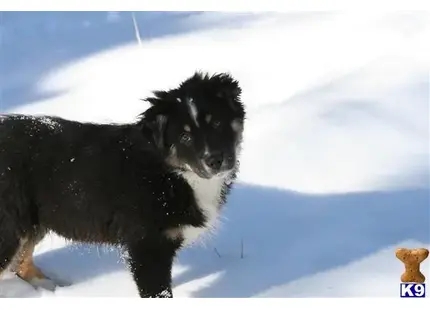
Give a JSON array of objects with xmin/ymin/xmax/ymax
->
[{"xmin": 0, "ymin": 72, "xmax": 245, "ymax": 297}]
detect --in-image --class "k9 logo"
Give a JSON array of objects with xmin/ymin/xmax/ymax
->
[{"xmin": 400, "ymin": 283, "xmax": 426, "ymax": 298}]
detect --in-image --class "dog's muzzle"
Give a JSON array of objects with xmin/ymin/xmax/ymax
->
[
  {"xmin": 195, "ymin": 152, "xmax": 235, "ymax": 179},
  {"xmin": 204, "ymin": 152, "xmax": 224, "ymax": 172}
]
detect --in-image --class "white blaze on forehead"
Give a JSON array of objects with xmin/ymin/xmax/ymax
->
[{"xmin": 187, "ymin": 98, "xmax": 199, "ymax": 127}]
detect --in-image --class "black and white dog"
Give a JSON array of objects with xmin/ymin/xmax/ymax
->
[{"xmin": 0, "ymin": 72, "xmax": 245, "ymax": 297}]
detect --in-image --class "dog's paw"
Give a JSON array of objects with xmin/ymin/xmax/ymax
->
[
  {"xmin": 28, "ymin": 274, "xmax": 72, "ymax": 292},
  {"xmin": 0, "ymin": 272, "xmax": 42, "ymax": 297},
  {"xmin": 29, "ymin": 277, "xmax": 58, "ymax": 292}
]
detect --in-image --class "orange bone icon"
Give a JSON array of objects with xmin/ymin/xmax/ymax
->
[{"xmin": 396, "ymin": 248, "xmax": 429, "ymax": 283}]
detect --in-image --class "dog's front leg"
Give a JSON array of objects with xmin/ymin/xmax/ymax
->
[{"xmin": 126, "ymin": 236, "xmax": 179, "ymax": 298}]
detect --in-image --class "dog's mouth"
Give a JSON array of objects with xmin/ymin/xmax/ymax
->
[
  {"xmin": 183, "ymin": 163, "xmax": 212, "ymax": 179},
  {"xmin": 185, "ymin": 162, "xmax": 233, "ymax": 180},
  {"xmin": 195, "ymin": 168, "xmax": 213, "ymax": 179}
]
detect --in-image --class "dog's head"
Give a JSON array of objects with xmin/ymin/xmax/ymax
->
[{"xmin": 141, "ymin": 71, "xmax": 245, "ymax": 179}]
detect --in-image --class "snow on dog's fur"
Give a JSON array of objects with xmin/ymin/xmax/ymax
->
[{"xmin": 0, "ymin": 72, "xmax": 246, "ymax": 298}]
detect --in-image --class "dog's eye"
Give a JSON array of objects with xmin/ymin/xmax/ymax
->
[
  {"xmin": 180, "ymin": 132, "xmax": 192, "ymax": 145},
  {"xmin": 213, "ymin": 120, "xmax": 221, "ymax": 129}
]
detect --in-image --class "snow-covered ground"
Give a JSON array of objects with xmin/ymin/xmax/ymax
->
[{"xmin": 0, "ymin": 11, "xmax": 429, "ymax": 298}]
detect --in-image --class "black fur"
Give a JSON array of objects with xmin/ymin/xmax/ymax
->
[{"xmin": 0, "ymin": 72, "xmax": 245, "ymax": 297}]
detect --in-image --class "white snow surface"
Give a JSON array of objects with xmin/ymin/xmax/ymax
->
[{"xmin": 0, "ymin": 12, "xmax": 429, "ymax": 298}]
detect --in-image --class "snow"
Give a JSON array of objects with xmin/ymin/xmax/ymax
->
[{"xmin": 0, "ymin": 11, "xmax": 429, "ymax": 298}]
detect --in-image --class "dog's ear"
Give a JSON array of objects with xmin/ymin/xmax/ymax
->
[
  {"xmin": 217, "ymin": 85, "xmax": 243, "ymax": 114},
  {"xmin": 216, "ymin": 84, "xmax": 241, "ymax": 100},
  {"xmin": 140, "ymin": 90, "xmax": 176, "ymax": 150},
  {"xmin": 216, "ymin": 87, "xmax": 241, "ymax": 102},
  {"xmin": 214, "ymin": 74, "xmax": 243, "ymax": 112},
  {"xmin": 149, "ymin": 113, "xmax": 167, "ymax": 150},
  {"xmin": 140, "ymin": 106, "xmax": 168, "ymax": 151}
]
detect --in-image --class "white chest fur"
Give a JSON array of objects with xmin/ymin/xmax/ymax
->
[{"xmin": 178, "ymin": 171, "xmax": 227, "ymax": 246}]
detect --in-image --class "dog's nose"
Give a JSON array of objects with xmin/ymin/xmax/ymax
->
[{"xmin": 204, "ymin": 152, "xmax": 224, "ymax": 171}]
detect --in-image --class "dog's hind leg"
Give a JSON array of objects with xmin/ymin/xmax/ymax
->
[
  {"xmin": 11, "ymin": 232, "xmax": 70, "ymax": 291},
  {"xmin": 12, "ymin": 233, "xmax": 48, "ymax": 282}
]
